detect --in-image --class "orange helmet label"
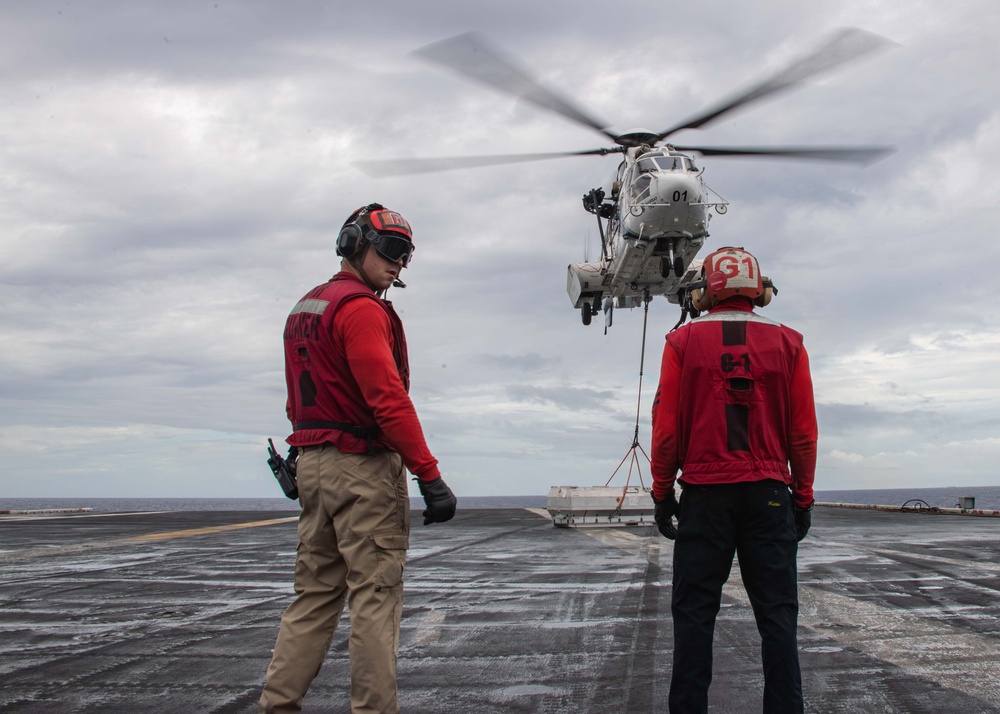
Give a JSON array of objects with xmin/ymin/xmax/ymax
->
[{"xmin": 369, "ymin": 209, "xmax": 413, "ymax": 239}]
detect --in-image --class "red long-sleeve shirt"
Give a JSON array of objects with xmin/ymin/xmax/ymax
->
[
  {"xmin": 335, "ymin": 298, "xmax": 440, "ymax": 481},
  {"xmin": 650, "ymin": 300, "xmax": 817, "ymax": 508},
  {"xmin": 284, "ymin": 272, "xmax": 440, "ymax": 482}
]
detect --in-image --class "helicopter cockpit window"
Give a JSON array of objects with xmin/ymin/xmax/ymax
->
[
  {"xmin": 652, "ymin": 155, "xmax": 692, "ymax": 171},
  {"xmin": 630, "ymin": 171, "xmax": 652, "ymax": 201},
  {"xmin": 637, "ymin": 158, "xmax": 659, "ymax": 173}
]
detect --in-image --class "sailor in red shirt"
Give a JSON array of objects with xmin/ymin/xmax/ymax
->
[
  {"xmin": 650, "ymin": 247, "xmax": 817, "ymax": 714},
  {"xmin": 260, "ymin": 203, "xmax": 455, "ymax": 714}
]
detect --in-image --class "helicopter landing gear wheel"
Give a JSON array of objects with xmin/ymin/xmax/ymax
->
[
  {"xmin": 660, "ymin": 257, "xmax": 671, "ymax": 279},
  {"xmin": 674, "ymin": 256, "xmax": 685, "ymax": 278},
  {"xmin": 582, "ymin": 302, "xmax": 593, "ymax": 326}
]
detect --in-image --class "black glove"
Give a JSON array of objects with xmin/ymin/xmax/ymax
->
[
  {"xmin": 417, "ymin": 477, "xmax": 457, "ymax": 525},
  {"xmin": 653, "ymin": 491, "xmax": 679, "ymax": 540},
  {"xmin": 794, "ymin": 504, "xmax": 813, "ymax": 542}
]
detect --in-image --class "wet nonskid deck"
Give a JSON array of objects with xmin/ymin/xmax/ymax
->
[{"xmin": 1, "ymin": 507, "xmax": 998, "ymax": 713}]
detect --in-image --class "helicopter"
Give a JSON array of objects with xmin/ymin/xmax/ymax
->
[{"xmin": 354, "ymin": 29, "xmax": 895, "ymax": 328}]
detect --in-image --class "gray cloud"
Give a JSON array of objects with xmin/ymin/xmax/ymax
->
[
  {"xmin": 506, "ymin": 384, "xmax": 618, "ymax": 411},
  {"xmin": 2, "ymin": 0, "xmax": 999, "ymax": 499},
  {"xmin": 473, "ymin": 352, "xmax": 563, "ymax": 372},
  {"xmin": 817, "ymin": 402, "xmax": 944, "ymax": 437}
]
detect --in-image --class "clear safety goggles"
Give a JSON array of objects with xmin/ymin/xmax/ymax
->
[{"xmin": 370, "ymin": 232, "xmax": 414, "ymax": 267}]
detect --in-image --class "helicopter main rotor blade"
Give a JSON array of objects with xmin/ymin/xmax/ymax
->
[
  {"xmin": 414, "ymin": 32, "xmax": 620, "ymax": 144},
  {"xmin": 672, "ymin": 144, "xmax": 895, "ymax": 165},
  {"xmin": 353, "ymin": 148, "xmax": 620, "ymax": 177},
  {"xmin": 657, "ymin": 28, "xmax": 895, "ymax": 142}
]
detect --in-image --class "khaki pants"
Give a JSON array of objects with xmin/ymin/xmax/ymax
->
[{"xmin": 260, "ymin": 444, "xmax": 410, "ymax": 714}]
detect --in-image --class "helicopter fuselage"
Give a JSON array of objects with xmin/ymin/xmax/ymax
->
[{"xmin": 568, "ymin": 146, "xmax": 726, "ymax": 321}]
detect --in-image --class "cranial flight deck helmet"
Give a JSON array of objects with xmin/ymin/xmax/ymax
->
[
  {"xmin": 690, "ymin": 246, "xmax": 775, "ymax": 311},
  {"xmin": 336, "ymin": 202, "xmax": 415, "ymax": 267}
]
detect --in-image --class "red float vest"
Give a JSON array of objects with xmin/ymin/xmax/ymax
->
[
  {"xmin": 668, "ymin": 309, "xmax": 805, "ymax": 485},
  {"xmin": 283, "ymin": 273, "xmax": 409, "ymax": 452}
]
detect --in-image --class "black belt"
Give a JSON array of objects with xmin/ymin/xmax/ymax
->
[{"xmin": 294, "ymin": 420, "xmax": 380, "ymax": 454}]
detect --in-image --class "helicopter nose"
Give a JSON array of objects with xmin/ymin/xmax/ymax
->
[
  {"xmin": 651, "ymin": 172, "xmax": 701, "ymax": 204},
  {"xmin": 627, "ymin": 171, "xmax": 710, "ymax": 238}
]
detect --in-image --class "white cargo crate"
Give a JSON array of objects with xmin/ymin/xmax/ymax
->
[{"xmin": 546, "ymin": 485, "xmax": 655, "ymax": 527}]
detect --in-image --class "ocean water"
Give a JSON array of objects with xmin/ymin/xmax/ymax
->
[
  {"xmin": 3, "ymin": 486, "xmax": 999, "ymax": 512},
  {"xmin": 814, "ymin": 486, "xmax": 1000, "ymax": 511},
  {"xmin": 0, "ymin": 495, "xmax": 548, "ymax": 513}
]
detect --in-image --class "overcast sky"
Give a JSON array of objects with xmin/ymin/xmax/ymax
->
[{"xmin": 2, "ymin": 0, "xmax": 998, "ymax": 500}]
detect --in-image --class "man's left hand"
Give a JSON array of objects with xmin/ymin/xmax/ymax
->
[
  {"xmin": 417, "ymin": 477, "xmax": 457, "ymax": 525},
  {"xmin": 794, "ymin": 505, "xmax": 812, "ymax": 541},
  {"xmin": 654, "ymin": 491, "xmax": 679, "ymax": 540}
]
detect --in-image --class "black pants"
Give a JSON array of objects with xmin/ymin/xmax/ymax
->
[{"xmin": 668, "ymin": 479, "xmax": 802, "ymax": 714}]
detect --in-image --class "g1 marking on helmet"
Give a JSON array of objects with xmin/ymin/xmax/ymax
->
[
  {"xmin": 690, "ymin": 246, "xmax": 775, "ymax": 311},
  {"xmin": 337, "ymin": 202, "xmax": 415, "ymax": 266}
]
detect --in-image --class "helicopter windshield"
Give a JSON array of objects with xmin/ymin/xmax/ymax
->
[
  {"xmin": 664, "ymin": 154, "xmax": 698, "ymax": 171},
  {"xmin": 638, "ymin": 153, "xmax": 698, "ymax": 172},
  {"xmin": 637, "ymin": 157, "xmax": 659, "ymax": 173}
]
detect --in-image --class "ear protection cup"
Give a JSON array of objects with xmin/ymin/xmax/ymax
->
[
  {"xmin": 753, "ymin": 277, "xmax": 775, "ymax": 307},
  {"xmin": 336, "ymin": 203, "xmax": 386, "ymax": 260},
  {"xmin": 336, "ymin": 223, "xmax": 364, "ymax": 259},
  {"xmin": 691, "ymin": 286, "xmax": 714, "ymax": 311}
]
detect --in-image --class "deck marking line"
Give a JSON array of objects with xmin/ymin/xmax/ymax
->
[
  {"xmin": 411, "ymin": 609, "xmax": 447, "ymax": 645},
  {"xmin": 129, "ymin": 517, "xmax": 299, "ymax": 542},
  {"xmin": 0, "ymin": 516, "xmax": 298, "ymax": 562}
]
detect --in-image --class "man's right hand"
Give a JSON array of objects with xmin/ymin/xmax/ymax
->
[
  {"xmin": 417, "ymin": 477, "xmax": 457, "ymax": 525},
  {"xmin": 654, "ymin": 491, "xmax": 679, "ymax": 540}
]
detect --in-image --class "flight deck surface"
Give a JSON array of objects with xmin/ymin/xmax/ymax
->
[{"xmin": 1, "ymin": 507, "xmax": 998, "ymax": 713}]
